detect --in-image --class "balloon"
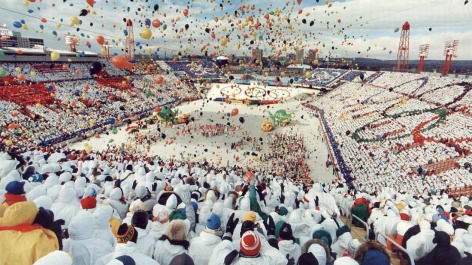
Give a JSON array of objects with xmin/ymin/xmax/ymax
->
[
  {"xmin": 183, "ymin": 9, "xmax": 189, "ymax": 16},
  {"xmin": 79, "ymin": 9, "xmax": 88, "ymax": 16},
  {"xmin": 86, "ymin": 0, "xmax": 94, "ymax": 7},
  {"xmin": 89, "ymin": 61, "xmax": 102, "ymax": 75},
  {"xmin": 13, "ymin": 21, "xmax": 22, "ymax": 28},
  {"xmin": 5, "ymin": 140, "xmax": 12, "ymax": 147},
  {"xmin": 50, "ymin": 51, "xmax": 60, "ymax": 61},
  {"xmin": 152, "ymin": 19, "xmax": 161, "ymax": 28},
  {"xmin": 239, "ymin": 117, "xmax": 245, "ymax": 124},
  {"xmin": 17, "ymin": 74, "xmax": 26, "ymax": 81},
  {"xmin": 70, "ymin": 16, "xmax": 79, "ymax": 26},
  {"xmin": 296, "ymin": 0, "xmax": 302, "ymax": 4},
  {"xmin": 360, "ymin": 73, "xmax": 365, "ymax": 81},
  {"xmin": 231, "ymin": 108, "xmax": 239, "ymax": 116},
  {"xmin": 156, "ymin": 76, "xmax": 165, "ymax": 84},
  {"xmin": 0, "ymin": 69, "xmax": 7, "ymax": 77},
  {"xmin": 140, "ymin": 28, "xmax": 152, "ymax": 40},
  {"xmin": 153, "ymin": 4, "xmax": 159, "ymax": 11},
  {"xmin": 111, "ymin": 55, "xmax": 133, "ymax": 69},
  {"xmin": 30, "ymin": 71, "xmax": 36, "ymax": 77},
  {"xmin": 84, "ymin": 143, "xmax": 92, "ymax": 154},
  {"xmin": 96, "ymin": 35, "xmax": 105, "ymax": 45}
]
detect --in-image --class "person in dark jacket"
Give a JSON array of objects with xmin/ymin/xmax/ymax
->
[
  {"xmin": 354, "ymin": 241, "xmax": 390, "ymax": 265},
  {"xmin": 456, "ymin": 251, "xmax": 472, "ymax": 265},
  {"xmin": 417, "ymin": 231, "xmax": 461, "ymax": 265}
]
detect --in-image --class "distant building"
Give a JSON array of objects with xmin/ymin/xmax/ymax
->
[
  {"xmin": 287, "ymin": 53, "xmax": 296, "ymax": 63},
  {"xmin": 0, "ymin": 24, "xmax": 44, "ymax": 48},
  {"xmin": 296, "ymin": 49, "xmax": 304, "ymax": 64},
  {"xmin": 252, "ymin": 48, "xmax": 263, "ymax": 63},
  {"xmin": 306, "ymin": 49, "xmax": 317, "ymax": 65}
]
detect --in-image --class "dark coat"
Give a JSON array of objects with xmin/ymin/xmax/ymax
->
[{"xmin": 417, "ymin": 231, "xmax": 461, "ymax": 265}]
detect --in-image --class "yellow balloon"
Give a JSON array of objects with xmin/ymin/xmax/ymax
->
[
  {"xmin": 22, "ymin": 0, "xmax": 29, "ymax": 7},
  {"xmin": 36, "ymin": 103, "xmax": 42, "ymax": 109},
  {"xmin": 22, "ymin": 24, "xmax": 29, "ymax": 30},
  {"xmin": 305, "ymin": 71, "xmax": 311, "ymax": 78},
  {"xmin": 51, "ymin": 51, "xmax": 60, "ymax": 61},
  {"xmin": 30, "ymin": 71, "xmax": 36, "ymax": 77},
  {"xmin": 5, "ymin": 140, "xmax": 13, "ymax": 147},
  {"xmin": 221, "ymin": 37, "xmax": 228, "ymax": 46},
  {"xmin": 70, "ymin": 16, "xmax": 79, "ymax": 26},
  {"xmin": 140, "ymin": 28, "xmax": 152, "ymax": 40},
  {"xmin": 15, "ymin": 67, "xmax": 21, "ymax": 73}
]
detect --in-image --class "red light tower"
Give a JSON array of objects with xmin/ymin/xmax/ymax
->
[
  {"xmin": 442, "ymin": 40, "xmax": 458, "ymax": 77},
  {"xmin": 396, "ymin": 21, "xmax": 410, "ymax": 72},
  {"xmin": 125, "ymin": 19, "xmax": 135, "ymax": 60},
  {"xmin": 417, "ymin": 44, "xmax": 429, "ymax": 74},
  {"xmin": 102, "ymin": 39, "xmax": 111, "ymax": 60}
]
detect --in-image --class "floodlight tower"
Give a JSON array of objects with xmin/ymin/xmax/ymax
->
[
  {"xmin": 417, "ymin": 44, "xmax": 429, "ymax": 74},
  {"xmin": 125, "ymin": 19, "xmax": 135, "ymax": 60},
  {"xmin": 102, "ymin": 39, "xmax": 111, "ymax": 60},
  {"xmin": 395, "ymin": 21, "xmax": 410, "ymax": 72},
  {"xmin": 442, "ymin": 40, "xmax": 459, "ymax": 77},
  {"xmin": 64, "ymin": 35, "xmax": 80, "ymax": 52}
]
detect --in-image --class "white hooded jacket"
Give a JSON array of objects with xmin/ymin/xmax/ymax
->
[
  {"xmin": 95, "ymin": 242, "xmax": 159, "ymax": 265},
  {"xmin": 189, "ymin": 231, "xmax": 223, "ymax": 265}
]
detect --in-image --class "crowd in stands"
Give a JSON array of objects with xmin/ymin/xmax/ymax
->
[
  {"xmin": 299, "ymin": 69, "xmax": 346, "ymax": 87},
  {"xmin": 0, "ymin": 61, "xmax": 202, "ymax": 147},
  {"xmin": 306, "ymin": 71, "xmax": 472, "ymax": 195}
]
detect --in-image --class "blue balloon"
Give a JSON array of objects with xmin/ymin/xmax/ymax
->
[
  {"xmin": 20, "ymin": 19, "xmax": 25, "ymax": 24},
  {"xmin": 60, "ymin": 18, "xmax": 63, "ymax": 22},
  {"xmin": 28, "ymin": 9, "xmax": 34, "ymax": 13},
  {"xmin": 40, "ymin": 25, "xmax": 44, "ymax": 29},
  {"xmin": 46, "ymin": 85, "xmax": 53, "ymax": 91},
  {"xmin": 136, "ymin": 42, "xmax": 140, "ymax": 46},
  {"xmin": 13, "ymin": 21, "xmax": 22, "ymax": 28},
  {"xmin": 52, "ymin": 31, "xmax": 57, "ymax": 36},
  {"xmin": 294, "ymin": 77, "xmax": 299, "ymax": 81},
  {"xmin": 123, "ymin": 30, "xmax": 128, "ymax": 36},
  {"xmin": 145, "ymin": 18, "xmax": 151, "ymax": 26}
]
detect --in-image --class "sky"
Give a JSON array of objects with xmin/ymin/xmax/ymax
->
[{"xmin": 1, "ymin": 0, "xmax": 471, "ymax": 60}]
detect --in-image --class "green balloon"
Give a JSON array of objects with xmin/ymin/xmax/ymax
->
[{"xmin": 0, "ymin": 69, "xmax": 7, "ymax": 77}]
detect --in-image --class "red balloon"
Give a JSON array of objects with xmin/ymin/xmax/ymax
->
[
  {"xmin": 96, "ymin": 35, "xmax": 105, "ymax": 46},
  {"xmin": 111, "ymin": 55, "xmax": 133, "ymax": 69},
  {"xmin": 152, "ymin": 19, "xmax": 161, "ymax": 28},
  {"xmin": 156, "ymin": 76, "xmax": 165, "ymax": 84},
  {"xmin": 231, "ymin": 108, "xmax": 239, "ymax": 116},
  {"xmin": 86, "ymin": 0, "xmax": 94, "ymax": 7},
  {"xmin": 183, "ymin": 9, "xmax": 189, "ymax": 17},
  {"xmin": 17, "ymin": 74, "xmax": 26, "ymax": 81},
  {"xmin": 296, "ymin": 0, "xmax": 302, "ymax": 4}
]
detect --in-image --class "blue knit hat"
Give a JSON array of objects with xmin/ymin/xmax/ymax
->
[
  {"xmin": 115, "ymin": 255, "xmax": 136, "ymax": 265},
  {"xmin": 28, "ymin": 173, "xmax": 44, "ymax": 183},
  {"xmin": 206, "ymin": 213, "xmax": 221, "ymax": 230},
  {"xmin": 6, "ymin": 181, "xmax": 25, "ymax": 195}
]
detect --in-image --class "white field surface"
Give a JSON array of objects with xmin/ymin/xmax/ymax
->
[{"xmin": 70, "ymin": 83, "xmax": 335, "ymax": 183}]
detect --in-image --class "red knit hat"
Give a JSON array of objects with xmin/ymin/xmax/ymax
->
[
  {"xmin": 240, "ymin": 231, "xmax": 261, "ymax": 256},
  {"xmin": 80, "ymin": 196, "xmax": 97, "ymax": 210}
]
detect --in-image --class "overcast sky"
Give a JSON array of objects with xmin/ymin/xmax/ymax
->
[{"xmin": 1, "ymin": 0, "xmax": 471, "ymax": 60}]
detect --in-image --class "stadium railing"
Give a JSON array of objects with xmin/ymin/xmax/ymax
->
[{"xmin": 377, "ymin": 232, "xmax": 415, "ymax": 265}]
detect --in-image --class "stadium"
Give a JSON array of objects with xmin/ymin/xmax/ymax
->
[{"xmin": 0, "ymin": 1, "xmax": 472, "ymax": 265}]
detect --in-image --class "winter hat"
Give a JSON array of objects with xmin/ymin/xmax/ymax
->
[
  {"xmin": 6, "ymin": 181, "xmax": 25, "ymax": 194},
  {"xmin": 362, "ymin": 249, "xmax": 390, "ymax": 265},
  {"xmin": 334, "ymin": 257, "xmax": 359, "ymax": 265},
  {"xmin": 80, "ymin": 196, "xmax": 97, "ymax": 210},
  {"xmin": 129, "ymin": 199, "xmax": 145, "ymax": 213},
  {"xmin": 206, "ymin": 213, "xmax": 221, "ymax": 230},
  {"xmin": 348, "ymin": 239, "xmax": 362, "ymax": 256},
  {"xmin": 152, "ymin": 205, "xmax": 169, "ymax": 223},
  {"xmin": 169, "ymin": 253, "xmax": 195, "ymax": 265},
  {"xmin": 131, "ymin": 210, "xmax": 149, "ymax": 230},
  {"xmin": 106, "ymin": 255, "xmax": 136, "ymax": 265},
  {"xmin": 243, "ymin": 211, "xmax": 257, "ymax": 223},
  {"xmin": 116, "ymin": 224, "xmax": 137, "ymax": 244},
  {"xmin": 278, "ymin": 206, "xmax": 288, "ymax": 216},
  {"xmin": 33, "ymin": 251, "xmax": 72, "ymax": 265},
  {"xmin": 165, "ymin": 220, "xmax": 189, "ymax": 241},
  {"xmin": 28, "ymin": 174, "xmax": 44, "ymax": 183},
  {"xmin": 308, "ymin": 244, "xmax": 327, "ymax": 265},
  {"xmin": 240, "ymin": 231, "xmax": 261, "ymax": 257},
  {"xmin": 297, "ymin": 253, "xmax": 318, "ymax": 265},
  {"xmin": 279, "ymin": 222, "xmax": 294, "ymax": 241},
  {"xmin": 336, "ymin": 225, "xmax": 351, "ymax": 239}
]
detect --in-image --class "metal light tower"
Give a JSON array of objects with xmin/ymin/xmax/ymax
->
[
  {"xmin": 396, "ymin": 21, "xmax": 410, "ymax": 72},
  {"xmin": 102, "ymin": 39, "xmax": 111, "ymax": 60},
  {"xmin": 125, "ymin": 19, "xmax": 135, "ymax": 60},
  {"xmin": 64, "ymin": 35, "xmax": 80, "ymax": 52},
  {"xmin": 442, "ymin": 40, "xmax": 459, "ymax": 77},
  {"xmin": 417, "ymin": 44, "xmax": 429, "ymax": 74}
]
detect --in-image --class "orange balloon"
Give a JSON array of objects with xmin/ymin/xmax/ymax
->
[
  {"xmin": 231, "ymin": 108, "xmax": 239, "ymax": 116},
  {"xmin": 152, "ymin": 19, "xmax": 161, "ymax": 28},
  {"xmin": 156, "ymin": 76, "xmax": 165, "ymax": 84},
  {"xmin": 96, "ymin": 35, "xmax": 105, "ymax": 45},
  {"xmin": 40, "ymin": 18, "xmax": 47, "ymax": 23},
  {"xmin": 111, "ymin": 55, "xmax": 133, "ymax": 69},
  {"xmin": 86, "ymin": 0, "xmax": 94, "ymax": 7},
  {"xmin": 296, "ymin": 0, "xmax": 302, "ymax": 4},
  {"xmin": 17, "ymin": 50, "xmax": 23, "ymax": 55},
  {"xmin": 17, "ymin": 74, "xmax": 26, "ymax": 81},
  {"xmin": 183, "ymin": 9, "xmax": 189, "ymax": 16}
]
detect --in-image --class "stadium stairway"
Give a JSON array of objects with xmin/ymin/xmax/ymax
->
[{"xmin": 340, "ymin": 215, "xmax": 402, "ymax": 265}]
